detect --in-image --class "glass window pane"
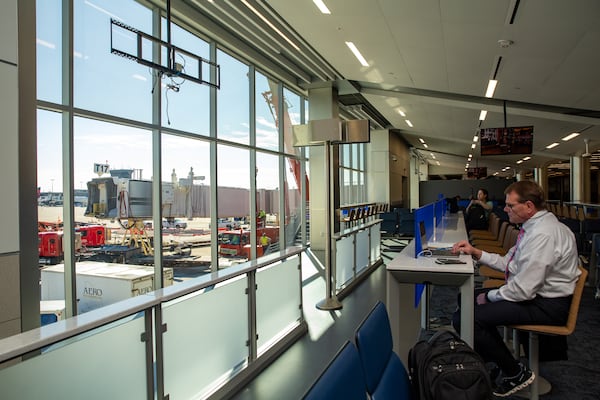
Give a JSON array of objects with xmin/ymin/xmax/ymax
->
[
  {"xmin": 74, "ymin": 0, "xmax": 153, "ymax": 122},
  {"xmin": 256, "ymin": 152, "xmax": 279, "ymax": 260},
  {"xmin": 161, "ymin": 22, "xmax": 210, "ymax": 135},
  {"xmin": 36, "ymin": 0, "xmax": 62, "ymax": 103},
  {"xmin": 284, "ymin": 156, "xmax": 302, "ymax": 249},
  {"xmin": 217, "ymin": 50, "xmax": 249, "ymax": 144},
  {"xmin": 255, "ymin": 71, "xmax": 279, "ymax": 151},
  {"xmin": 283, "ymin": 88, "xmax": 301, "ymax": 156},
  {"xmin": 161, "ymin": 134, "xmax": 211, "ymax": 281},
  {"xmin": 217, "ymin": 145, "xmax": 250, "ymax": 263}
]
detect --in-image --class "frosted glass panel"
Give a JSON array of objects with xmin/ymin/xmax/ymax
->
[
  {"xmin": 356, "ymin": 229, "xmax": 369, "ymax": 273},
  {"xmin": 336, "ymin": 235, "xmax": 354, "ymax": 289},
  {"xmin": 371, "ymin": 224, "xmax": 381, "ymax": 261},
  {"xmin": 162, "ymin": 278, "xmax": 248, "ymax": 399},
  {"xmin": 256, "ymin": 256, "xmax": 301, "ymax": 354},
  {"xmin": 0, "ymin": 315, "xmax": 146, "ymax": 399}
]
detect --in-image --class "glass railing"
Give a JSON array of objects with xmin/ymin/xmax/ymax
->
[
  {"xmin": 0, "ymin": 247, "xmax": 305, "ymax": 400},
  {"xmin": 334, "ymin": 219, "xmax": 382, "ymax": 293}
]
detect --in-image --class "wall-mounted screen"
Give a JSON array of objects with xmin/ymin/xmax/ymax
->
[{"xmin": 480, "ymin": 126, "xmax": 533, "ymax": 156}]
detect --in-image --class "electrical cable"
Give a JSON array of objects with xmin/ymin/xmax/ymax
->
[{"xmin": 165, "ymin": 86, "xmax": 172, "ymax": 125}]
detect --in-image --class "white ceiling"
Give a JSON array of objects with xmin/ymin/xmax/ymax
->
[{"xmin": 263, "ymin": 0, "xmax": 600, "ymax": 176}]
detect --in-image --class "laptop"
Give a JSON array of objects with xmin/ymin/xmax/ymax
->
[{"xmin": 419, "ymin": 221, "xmax": 459, "ymax": 258}]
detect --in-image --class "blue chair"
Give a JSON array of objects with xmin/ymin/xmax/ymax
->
[
  {"xmin": 303, "ymin": 341, "xmax": 367, "ymax": 400},
  {"xmin": 355, "ymin": 301, "xmax": 413, "ymax": 400}
]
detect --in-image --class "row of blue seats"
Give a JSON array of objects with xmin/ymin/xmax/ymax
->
[
  {"xmin": 303, "ymin": 302, "xmax": 414, "ymax": 400},
  {"xmin": 379, "ymin": 208, "xmax": 415, "ymax": 236}
]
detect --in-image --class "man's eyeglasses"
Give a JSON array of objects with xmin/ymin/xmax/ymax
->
[{"xmin": 505, "ymin": 201, "xmax": 527, "ymax": 209}]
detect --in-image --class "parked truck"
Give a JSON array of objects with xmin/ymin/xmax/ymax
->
[
  {"xmin": 41, "ymin": 261, "xmax": 173, "ymax": 313},
  {"xmin": 218, "ymin": 227, "xmax": 279, "ymax": 258}
]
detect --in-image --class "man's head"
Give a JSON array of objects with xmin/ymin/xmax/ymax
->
[{"xmin": 503, "ymin": 181, "xmax": 545, "ymax": 224}]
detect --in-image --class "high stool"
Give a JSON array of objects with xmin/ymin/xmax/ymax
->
[{"xmin": 510, "ymin": 266, "xmax": 587, "ymax": 399}]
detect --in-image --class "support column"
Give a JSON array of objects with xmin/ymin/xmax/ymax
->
[
  {"xmin": 534, "ymin": 167, "xmax": 548, "ymax": 191},
  {"xmin": 570, "ymin": 156, "xmax": 584, "ymax": 202}
]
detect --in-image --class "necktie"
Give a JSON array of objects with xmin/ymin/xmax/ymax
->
[{"xmin": 505, "ymin": 227, "xmax": 525, "ymax": 281}]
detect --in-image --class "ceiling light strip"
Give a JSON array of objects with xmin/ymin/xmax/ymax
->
[
  {"xmin": 561, "ymin": 132, "xmax": 580, "ymax": 141},
  {"xmin": 485, "ymin": 80, "xmax": 498, "ymax": 98},
  {"xmin": 312, "ymin": 0, "xmax": 331, "ymax": 14},
  {"xmin": 254, "ymin": 0, "xmax": 340, "ymax": 80},
  {"xmin": 203, "ymin": 0, "xmax": 282, "ymax": 54},
  {"xmin": 241, "ymin": 0, "xmax": 300, "ymax": 50},
  {"xmin": 345, "ymin": 42, "xmax": 369, "ymax": 67},
  {"xmin": 225, "ymin": 1, "xmax": 329, "ymax": 81}
]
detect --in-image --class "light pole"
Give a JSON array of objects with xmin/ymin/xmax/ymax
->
[{"xmin": 50, "ymin": 179, "xmax": 54, "ymax": 193}]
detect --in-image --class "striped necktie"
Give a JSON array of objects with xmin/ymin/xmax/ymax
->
[{"xmin": 505, "ymin": 227, "xmax": 525, "ymax": 281}]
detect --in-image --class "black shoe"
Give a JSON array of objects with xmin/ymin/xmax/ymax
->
[{"xmin": 493, "ymin": 363, "xmax": 535, "ymax": 397}]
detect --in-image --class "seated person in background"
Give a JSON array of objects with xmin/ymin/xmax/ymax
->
[
  {"xmin": 452, "ymin": 180, "xmax": 580, "ymax": 397},
  {"xmin": 465, "ymin": 188, "xmax": 493, "ymax": 231}
]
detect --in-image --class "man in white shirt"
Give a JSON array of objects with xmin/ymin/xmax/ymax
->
[{"xmin": 452, "ymin": 180, "xmax": 580, "ymax": 397}]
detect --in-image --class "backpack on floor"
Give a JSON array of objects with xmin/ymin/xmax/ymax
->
[{"xmin": 408, "ymin": 329, "xmax": 492, "ymax": 400}]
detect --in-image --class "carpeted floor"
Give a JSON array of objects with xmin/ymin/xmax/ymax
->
[{"xmin": 429, "ymin": 283, "xmax": 600, "ymax": 399}]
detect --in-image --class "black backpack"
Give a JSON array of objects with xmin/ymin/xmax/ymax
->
[
  {"xmin": 466, "ymin": 204, "xmax": 488, "ymax": 231},
  {"xmin": 408, "ymin": 330, "xmax": 492, "ymax": 400}
]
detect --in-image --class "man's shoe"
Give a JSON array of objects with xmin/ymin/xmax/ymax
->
[{"xmin": 493, "ymin": 363, "xmax": 535, "ymax": 397}]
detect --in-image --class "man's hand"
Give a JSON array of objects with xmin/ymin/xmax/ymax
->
[
  {"xmin": 452, "ymin": 240, "xmax": 482, "ymax": 260},
  {"xmin": 476, "ymin": 292, "xmax": 488, "ymax": 305}
]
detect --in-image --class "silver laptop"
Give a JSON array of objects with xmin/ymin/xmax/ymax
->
[{"xmin": 419, "ymin": 221, "xmax": 459, "ymax": 258}]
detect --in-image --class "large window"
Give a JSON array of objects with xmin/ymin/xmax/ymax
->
[
  {"xmin": 36, "ymin": 0, "xmax": 308, "ymax": 315},
  {"xmin": 340, "ymin": 143, "xmax": 366, "ymax": 205}
]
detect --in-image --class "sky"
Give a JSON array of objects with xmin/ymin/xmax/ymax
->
[{"xmin": 36, "ymin": 0, "xmax": 301, "ymax": 193}]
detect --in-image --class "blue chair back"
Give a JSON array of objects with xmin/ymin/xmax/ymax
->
[
  {"xmin": 303, "ymin": 341, "xmax": 367, "ymax": 400},
  {"xmin": 355, "ymin": 302, "xmax": 413, "ymax": 399}
]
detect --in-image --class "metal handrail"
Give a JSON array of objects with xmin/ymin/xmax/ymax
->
[{"xmin": 0, "ymin": 246, "xmax": 304, "ymax": 364}]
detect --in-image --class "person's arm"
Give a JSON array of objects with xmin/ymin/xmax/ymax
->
[{"xmin": 481, "ymin": 200, "xmax": 493, "ymax": 211}]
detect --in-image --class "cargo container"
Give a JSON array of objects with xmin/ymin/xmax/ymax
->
[
  {"xmin": 41, "ymin": 261, "xmax": 173, "ymax": 313},
  {"xmin": 40, "ymin": 300, "xmax": 66, "ymax": 326}
]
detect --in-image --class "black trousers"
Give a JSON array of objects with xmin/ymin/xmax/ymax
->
[{"xmin": 453, "ymin": 288, "xmax": 571, "ymax": 375}]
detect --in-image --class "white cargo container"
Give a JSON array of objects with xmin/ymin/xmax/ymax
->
[
  {"xmin": 41, "ymin": 261, "xmax": 174, "ymax": 313},
  {"xmin": 41, "ymin": 300, "xmax": 66, "ymax": 326}
]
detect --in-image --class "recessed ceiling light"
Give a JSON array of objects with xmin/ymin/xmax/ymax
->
[
  {"xmin": 516, "ymin": 160, "xmax": 523, "ymax": 164},
  {"xmin": 546, "ymin": 142, "xmax": 560, "ymax": 149},
  {"xmin": 561, "ymin": 132, "xmax": 580, "ymax": 141},
  {"xmin": 430, "ymin": 153, "xmax": 435, "ymax": 159},
  {"xmin": 479, "ymin": 110, "xmax": 488, "ymax": 121},
  {"xmin": 345, "ymin": 42, "xmax": 369, "ymax": 67},
  {"xmin": 468, "ymin": 154, "xmax": 473, "ymax": 158},
  {"xmin": 471, "ymin": 143, "xmax": 476, "ymax": 149},
  {"xmin": 405, "ymin": 120, "xmax": 413, "ymax": 127},
  {"xmin": 398, "ymin": 110, "xmax": 406, "ymax": 117},
  {"xmin": 423, "ymin": 143, "xmax": 428, "ymax": 148},
  {"xmin": 312, "ymin": 0, "xmax": 331, "ymax": 14},
  {"xmin": 436, "ymin": 161, "xmax": 440, "ymax": 165},
  {"xmin": 473, "ymin": 135, "xmax": 479, "ymax": 142},
  {"xmin": 522, "ymin": 156, "xmax": 531, "ymax": 161},
  {"xmin": 485, "ymin": 80, "xmax": 498, "ymax": 98},
  {"xmin": 418, "ymin": 138, "xmax": 425, "ymax": 143}
]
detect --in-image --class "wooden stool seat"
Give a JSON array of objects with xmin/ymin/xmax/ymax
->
[{"xmin": 510, "ymin": 266, "xmax": 587, "ymax": 399}]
